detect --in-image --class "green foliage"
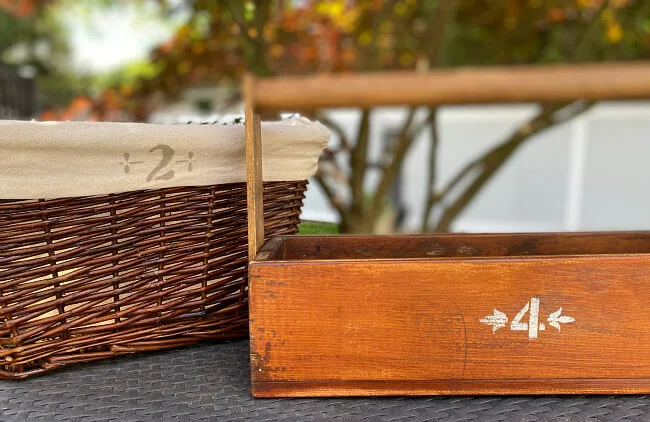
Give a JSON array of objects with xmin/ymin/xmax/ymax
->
[
  {"xmin": 91, "ymin": 59, "xmax": 165, "ymax": 93},
  {"xmin": 1, "ymin": 2, "xmax": 77, "ymax": 110},
  {"xmin": 298, "ymin": 221, "xmax": 339, "ymax": 235},
  {"xmin": 1, "ymin": 4, "xmax": 69, "ymax": 72},
  {"xmin": 35, "ymin": 0, "xmax": 650, "ymax": 113},
  {"xmin": 0, "ymin": 9, "xmax": 29, "ymax": 55}
]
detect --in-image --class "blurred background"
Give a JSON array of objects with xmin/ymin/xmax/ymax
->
[{"xmin": 1, "ymin": 0, "xmax": 649, "ymax": 234}]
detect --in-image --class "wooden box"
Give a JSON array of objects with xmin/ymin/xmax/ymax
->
[{"xmin": 249, "ymin": 232, "xmax": 650, "ymax": 397}]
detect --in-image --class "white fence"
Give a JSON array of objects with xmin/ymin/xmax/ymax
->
[{"xmin": 302, "ymin": 101, "xmax": 650, "ymax": 232}]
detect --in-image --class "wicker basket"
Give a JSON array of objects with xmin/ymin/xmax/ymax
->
[
  {"xmin": 0, "ymin": 116, "xmax": 327, "ymax": 379},
  {"xmin": 0, "ymin": 180, "xmax": 306, "ymax": 379}
]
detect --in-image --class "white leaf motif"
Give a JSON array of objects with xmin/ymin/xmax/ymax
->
[
  {"xmin": 547, "ymin": 307, "xmax": 575, "ymax": 332},
  {"xmin": 479, "ymin": 309, "xmax": 508, "ymax": 332}
]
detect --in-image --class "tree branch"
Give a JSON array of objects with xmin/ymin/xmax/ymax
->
[
  {"xmin": 349, "ymin": 109, "xmax": 371, "ymax": 220},
  {"xmin": 366, "ymin": 107, "xmax": 433, "ymax": 225},
  {"xmin": 427, "ymin": 1, "xmax": 610, "ymax": 232},
  {"xmin": 428, "ymin": 0, "xmax": 610, "ymax": 231},
  {"xmin": 363, "ymin": 0, "xmax": 396, "ymax": 70},
  {"xmin": 572, "ymin": 0, "xmax": 611, "ymax": 62},
  {"xmin": 420, "ymin": 0, "xmax": 459, "ymax": 69},
  {"xmin": 316, "ymin": 112, "xmax": 351, "ymax": 152},
  {"xmin": 421, "ymin": 107, "xmax": 439, "ymax": 231},
  {"xmin": 226, "ymin": 0, "xmax": 249, "ymax": 37},
  {"xmin": 313, "ymin": 170, "xmax": 347, "ymax": 219},
  {"xmin": 425, "ymin": 0, "xmax": 610, "ymax": 231},
  {"xmin": 432, "ymin": 100, "xmax": 595, "ymax": 232},
  {"xmin": 225, "ymin": 0, "xmax": 272, "ymax": 76},
  {"xmin": 318, "ymin": 150, "xmax": 349, "ymax": 184}
]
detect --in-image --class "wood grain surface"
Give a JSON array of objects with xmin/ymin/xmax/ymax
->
[
  {"xmin": 252, "ymin": 62, "xmax": 650, "ymax": 111},
  {"xmin": 244, "ymin": 74, "xmax": 264, "ymax": 261},
  {"xmin": 249, "ymin": 233, "xmax": 650, "ymax": 396}
]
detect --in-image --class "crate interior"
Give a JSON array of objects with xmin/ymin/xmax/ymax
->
[{"xmin": 256, "ymin": 232, "xmax": 650, "ymax": 261}]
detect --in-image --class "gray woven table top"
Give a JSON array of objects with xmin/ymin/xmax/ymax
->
[{"xmin": 0, "ymin": 340, "xmax": 647, "ymax": 421}]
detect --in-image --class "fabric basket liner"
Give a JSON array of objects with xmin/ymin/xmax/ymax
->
[{"xmin": 0, "ymin": 118, "xmax": 328, "ymax": 199}]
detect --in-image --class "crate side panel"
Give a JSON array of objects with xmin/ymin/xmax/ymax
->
[{"xmin": 249, "ymin": 256, "xmax": 650, "ymax": 395}]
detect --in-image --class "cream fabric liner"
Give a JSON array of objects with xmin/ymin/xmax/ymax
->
[{"xmin": 0, "ymin": 118, "xmax": 329, "ymax": 199}]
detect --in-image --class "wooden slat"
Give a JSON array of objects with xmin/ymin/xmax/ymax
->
[
  {"xmin": 253, "ymin": 61, "xmax": 650, "ymax": 111},
  {"xmin": 244, "ymin": 74, "xmax": 264, "ymax": 261},
  {"xmin": 277, "ymin": 231, "xmax": 650, "ymax": 260},
  {"xmin": 249, "ymin": 234, "xmax": 650, "ymax": 396}
]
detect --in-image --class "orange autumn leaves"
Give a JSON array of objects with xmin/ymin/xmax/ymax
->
[{"xmin": 28, "ymin": 0, "xmax": 648, "ymax": 121}]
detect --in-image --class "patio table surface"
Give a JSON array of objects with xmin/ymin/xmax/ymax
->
[{"xmin": 0, "ymin": 339, "xmax": 647, "ymax": 421}]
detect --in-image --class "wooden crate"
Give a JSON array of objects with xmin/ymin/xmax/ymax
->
[
  {"xmin": 249, "ymin": 232, "xmax": 650, "ymax": 397},
  {"xmin": 242, "ymin": 66, "xmax": 650, "ymax": 397}
]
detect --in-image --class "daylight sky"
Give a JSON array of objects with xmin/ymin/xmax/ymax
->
[{"xmin": 63, "ymin": 2, "xmax": 183, "ymax": 73}]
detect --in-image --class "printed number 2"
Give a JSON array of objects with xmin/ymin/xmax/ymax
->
[{"xmin": 147, "ymin": 145, "xmax": 175, "ymax": 181}]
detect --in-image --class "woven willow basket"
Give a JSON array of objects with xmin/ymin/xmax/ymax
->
[
  {"xmin": 0, "ymin": 118, "xmax": 326, "ymax": 379},
  {"xmin": 0, "ymin": 182, "xmax": 307, "ymax": 379}
]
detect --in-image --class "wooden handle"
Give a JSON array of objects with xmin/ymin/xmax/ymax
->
[
  {"xmin": 243, "ymin": 61, "xmax": 650, "ymax": 259},
  {"xmin": 252, "ymin": 61, "xmax": 650, "ymax": 111},
  {"xmin": 244, "ymin": 74, "xmax": 264, "ymax": 261}
]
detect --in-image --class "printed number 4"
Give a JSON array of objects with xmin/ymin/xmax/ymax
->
[
  {"xmin": 147, "ymin": 145, "xmax": 175, "ymax": 181},
  {"xmin": 480, "ymin": 297, "xmax": 575, "ymax": 339},
  {"xmin": 510, "ymin": 298, "xmax": 546, "ymax": 339}
]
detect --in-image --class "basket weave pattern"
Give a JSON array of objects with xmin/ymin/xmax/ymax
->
[{"xmin": 0, "ymin": 181, "xmax": 307, "ymax": 379}]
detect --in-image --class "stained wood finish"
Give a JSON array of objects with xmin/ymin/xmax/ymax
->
[
  {"xmin": 244, "ymin": 74, "xmax": 264, "ymax": 261},
  {"xmin": 252, "ymin": 62, "xmax": 650, "ymax": 111},
  {"xmin": 276, "ymin": 232, "xmax": 650, "ymax": 260},
  {"xmin": 249, "ymin": 233, "xmax": 650, "ymax": 396}
]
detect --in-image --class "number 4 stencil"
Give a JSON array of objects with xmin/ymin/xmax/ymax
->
[{"xmin": 480, "ymin": 297, "xmax": 575, "ymax": 339}]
